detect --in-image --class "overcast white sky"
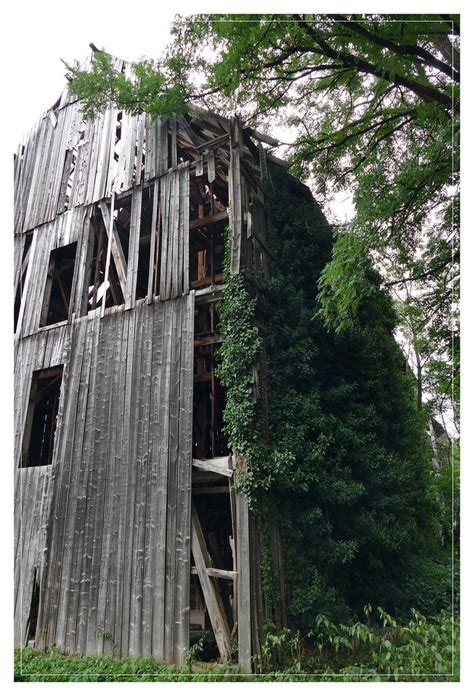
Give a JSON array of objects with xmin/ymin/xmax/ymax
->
[{"xmin": 2, "ymin": 1, "xmax": 361, "ymax": 223}]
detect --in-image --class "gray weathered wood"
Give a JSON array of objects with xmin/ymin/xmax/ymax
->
[{"xmin": 192, "ymin": 457, "xmax": 232, "ymax": 477}]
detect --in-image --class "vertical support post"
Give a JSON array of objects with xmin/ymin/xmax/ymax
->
[
  {"xmin": 101, "ymin": 191, "xmax": 115, "ymax": 318},
  {"xmin": 235, "ymin": 455, "xmax": 252, "ymax": 672},
  {"xmin": 229, "ymin": 117, "xmax": 242, "ymax": 276},
  {"xmin": 147, "ymin": 179, "xmax": 160, "ymax": 301}
]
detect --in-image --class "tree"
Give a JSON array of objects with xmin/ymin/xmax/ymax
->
[
  {"xmin": 69, "ymin": 14, "xmax": 460, "ymax": 427},
  {"xmin": 259, "ymin": 165, "xmax": 444, "ymax": 623}
]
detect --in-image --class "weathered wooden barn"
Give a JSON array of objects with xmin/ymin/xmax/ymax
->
[{"xmin": 14, "ymin": 52, "xmax": 285, "ymax": 669}]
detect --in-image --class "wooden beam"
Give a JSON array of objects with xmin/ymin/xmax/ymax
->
[
  {"xmin": 196, "ymin": 132, "xmax": 230, "ymax": 153},
  {"xmin": 244, "ymin": 127, "xmax": 280, "ymax": 147},
  {"xmin": 191, "ymin": 504, "xmax": 232, "ymax": 661},
  {"xmin": 99, "ymin": 200, "xmax": 128, "ymax": 297},
  {"xmin": 191, "ymin": 567, "xmax": 236, "ymax": 581},
  {"xmin": 206, "ymin": 568, "xmax": 237, "ymax": 581},
  {"xmin": 193, "ymin": 334, "xmax": 223, "ymax": 348},
  {"xmin": 195, "ymin": 285, "xmax": 225, "ymax": 305},
  {"xmin": 192, "ymin": 456, "xmax": 232, "ymax": 478},
  {"xmin": 190, "ymin": 273, "xmax": 224, "ymax": 289},
  {"xmin": 189, "ymin": 210, "xmax": 228, "ymax": 231},
  {"xmin": 100, "ymin": 191, "xmax": 115, "ymax": 317}
]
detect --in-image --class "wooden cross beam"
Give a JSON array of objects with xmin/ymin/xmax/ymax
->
[{"xmin": 99, "ymin": 201, "xmax": 128, "ymax": 297}]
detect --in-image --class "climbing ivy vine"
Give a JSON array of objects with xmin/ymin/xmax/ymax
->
[{"xmin": 216, "ymin": 228, "xmax": 265, "ymax": 507}]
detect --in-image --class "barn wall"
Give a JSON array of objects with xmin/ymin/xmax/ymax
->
[
  {"xmin": 14, "ymin": 64, "xmax": 272, "ymax": 667},
  {"xmin": 15, "ymin": 296, "xmax": 194, "ymax": 661}
]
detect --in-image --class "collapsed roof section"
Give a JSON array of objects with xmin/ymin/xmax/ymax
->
[{"xmin": 13, "ymin": 50, "xmax": 283, "ymax": 238}]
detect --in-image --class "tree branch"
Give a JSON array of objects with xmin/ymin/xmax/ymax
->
[
  {"xmin": 329, "ymin": 15, "xmax": 459, "ymax": 82},
  {"xmin": 296, "ymin": 17, "xmax": 453, "ymax": 109}
]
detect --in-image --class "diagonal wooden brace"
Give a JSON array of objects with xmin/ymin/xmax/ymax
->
[{"xmin": 191, "ymin": 502, "xmax": 232, "ymax": 661}]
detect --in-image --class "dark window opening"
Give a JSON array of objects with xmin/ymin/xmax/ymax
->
[
  {"xmin": 21, "ymin": 366, "xmax": 63, "ymax": 468},
  {"xmin": 193, "ymin": 342, "xmax": 227, "ymax": 460},
  {"xmin": 39, "ymin": 242, "xmax": 77, "ymax": 327},
  {"xmin": 190, "ymin": 222, "xmax": 225, "ymax": 290},
  {"xmin": 135, "ymin": 185, "xmax": 160, "ymax": 300},
  {"xmin": 26, "ymin": 570, "xmax": 40, "ymax": 645},
  {"xmin": 14, "ymin": 232, "xmax": 33, "ymax": 332}
]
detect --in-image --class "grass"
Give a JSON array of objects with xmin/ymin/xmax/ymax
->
[{"xmin": 14, "ymin": 609, "xmax": 459, "ymax": 683}]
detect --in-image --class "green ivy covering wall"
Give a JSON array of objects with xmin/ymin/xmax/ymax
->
[{"xmin": 217, "ymin": 165, "xmax": 452, "ymax": 632}]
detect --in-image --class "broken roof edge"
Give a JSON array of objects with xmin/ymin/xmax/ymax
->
[{"xmin": 18, "ymin": 45, "xmax": 283, "ymax": 159}]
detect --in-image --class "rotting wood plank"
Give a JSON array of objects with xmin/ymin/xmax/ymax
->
[
  {"xmin": 44, "ymin": 316, "xmax": 91, "ymax": 650},
  {"xmin": 181, "ymin": 165, "xmax": 190, "ymax": 295},
  {"xmin": 148, "ymin": 300, "xmax": 165, "ymax": 658},
  {"xmin": 124, "ymin": 186, "xmax": 142, "ymax": 310},
  {"xmin": 169, "ymin": 169, "xmax": 179, "ymax": 299},
  {"xmin": 173, "ymin": 292, "xmax": 194, "ymax": 663},
  {"xmin": 92, "ymin": 312, "xmax": 124, "ymax": 653},
  {"xmin": 206, "ymin": 568, "xmax": 237, "ymax": 580},
  {"xmin": 64, "ymin": 316, "xmax": 100, "ymax": 654},
  {"xmin": 207, "ymin": 151, "xmax": 216, "ymax": 183},
  {"xmin": 76, "ymin": 313, "xmax": 110, "ymax": 654},
  {"xmin": 146, "ymin": 179, "xmax": 159, "ymax": 300},
  {"xmin": 153, "ymin": 300, "xmax": 173, "ymax": 659},
  {"xmin": 120, "ymin": 306, "xmax": 143, "ymax": 657},
  {"xmin": 235, "ymin": 462, "xmax": 252, "ymax": 672},
  {"xmin": 142, "ymin": 304, "xmax": 161, "ymax": 656},
  {"xmin": 101, "ymin": 191, "xmax": 115, "ymax": 318},
  {"xmin": 128, "ymin": 313, "xmax": 146, "ymax": 656},
  {"xmin": 159, "ymin": 173, "xmax": 169, "ymax": 300},
  {"xmin": 229, "ymin": 117, "xmax": 242, "ymax": 275},
  {"xmin": 164, "ymin": 304, "xmax": 179, "ymax": 661}
]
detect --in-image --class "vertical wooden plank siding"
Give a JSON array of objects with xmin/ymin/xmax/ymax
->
[
  {"xmin": 159, "ymin": 164, "xmax": 190, "ymax": 300},
  {"xmin": 15, "ymin": 62, "xmax": 269, "ymax": 670},
  {"xmin": 18, "ymin": 298, "xmax": 194, "ymax": 658},
  {"xmin": 229, "ymin": 117, "xmax": 243, "ymax": 275}
]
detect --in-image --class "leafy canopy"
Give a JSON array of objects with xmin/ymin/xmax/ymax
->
[{"xmin": 69, "ymin": 14, "xmax": 459, "ymax": 426}]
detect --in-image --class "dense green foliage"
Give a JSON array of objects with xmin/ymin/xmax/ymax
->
[
  {"xmin": 259, "ymin": 166, "xmax": 453, "ymax": 625},
  {"xmin": 69, "ymin": 14, "xmax": 459, "ymax": 425},
  {"xmin": 260, "ymin": 607, "xmax": 458, "ymax": 680},
  {"xmin": 15, "ymin": 608, "xmax": 458, "ymax": 681}
]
